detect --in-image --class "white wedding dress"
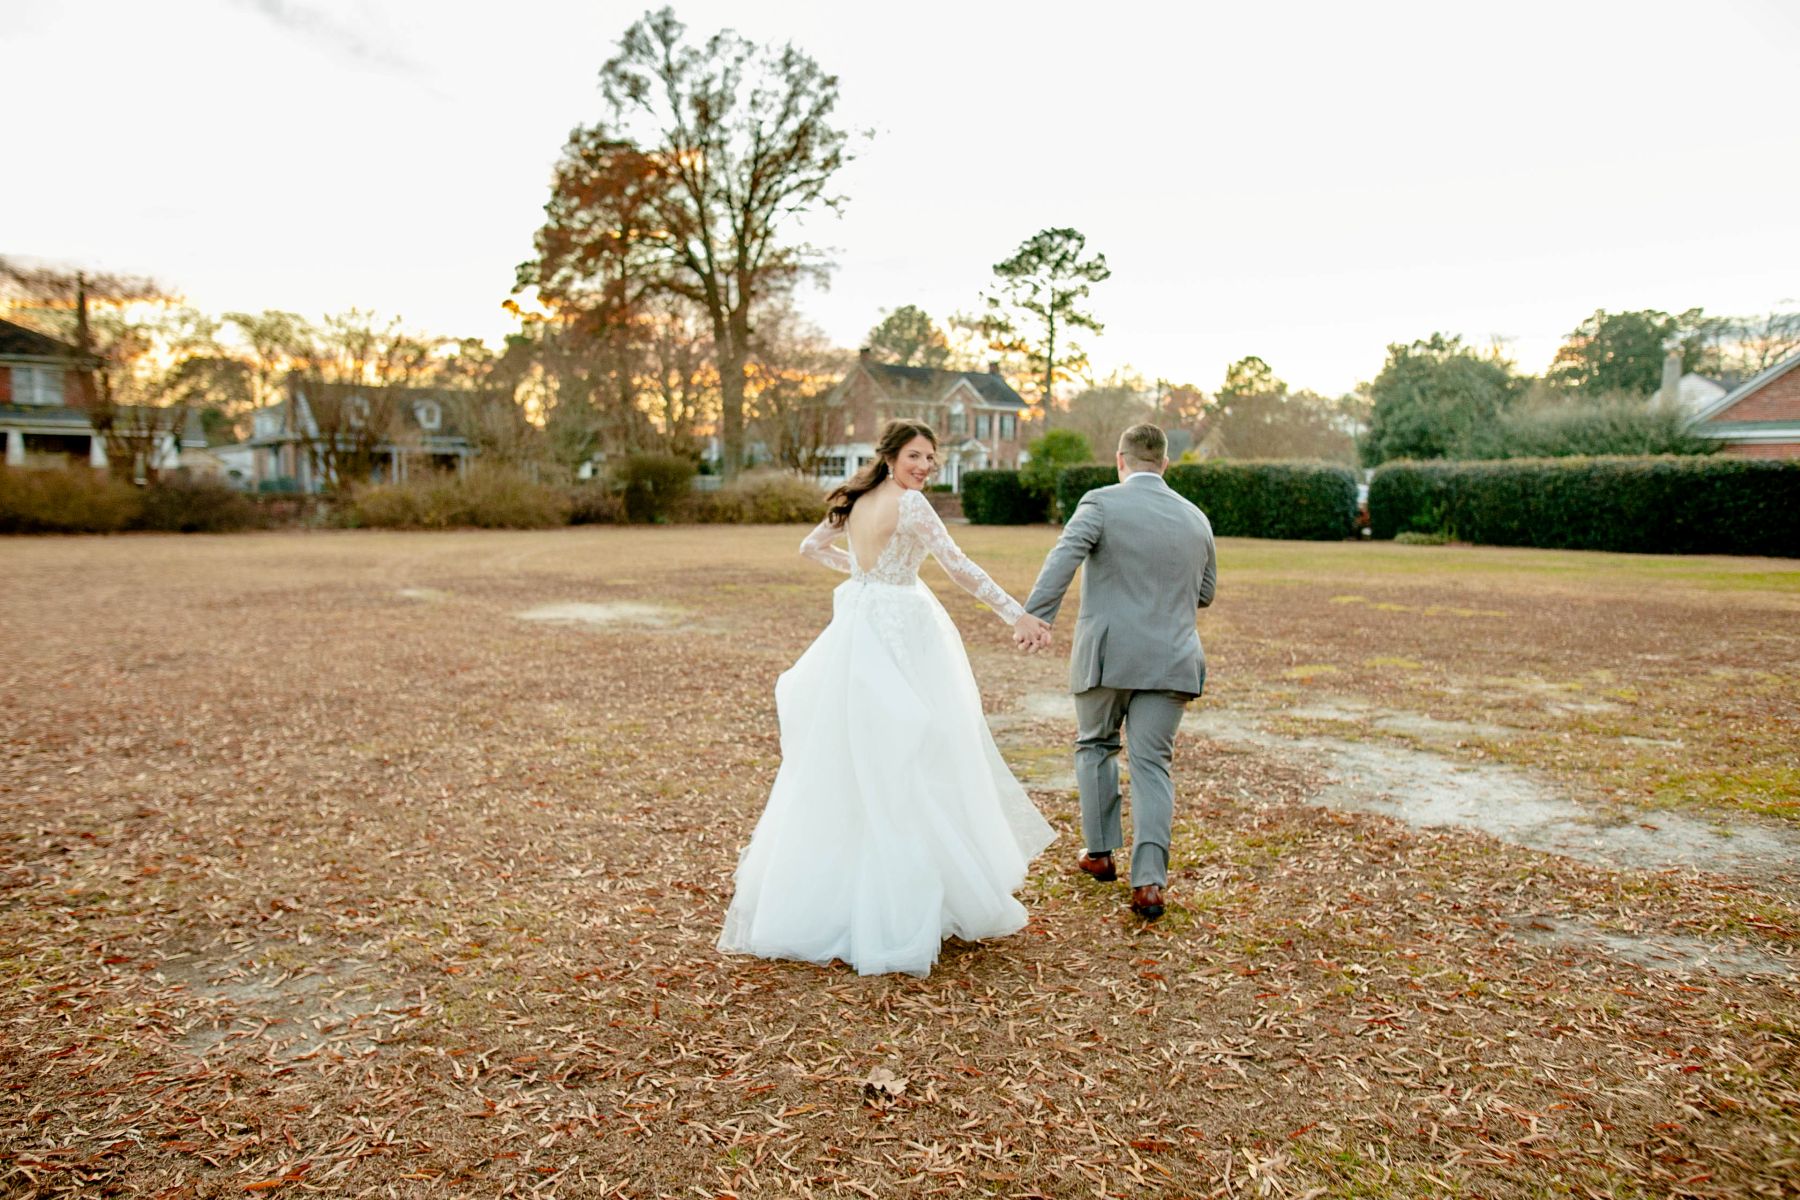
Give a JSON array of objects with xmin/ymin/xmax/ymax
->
[{"xmin": 718, "ymin": 487, "xmax": 1056, "ymax": 978}]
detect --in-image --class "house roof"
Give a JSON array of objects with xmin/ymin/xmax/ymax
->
[
  {"xmin": 0, "ymin": 317, "xmax": 75, "ymax": 360},
  {"xmin": 858, "ymin": 360, "xmax": 1028, "ymax": 410},
  {"xmin": 1691, "ymin": 350, "xmax": 1800, "ymax": 427},
  {"xmin": 252, "ymin": 381, "xmax": 477, "ymax": 446}
]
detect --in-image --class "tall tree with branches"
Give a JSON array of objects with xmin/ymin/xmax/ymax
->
[
  {"xmin": 865, "ymin": 304, "xmax": 949, "ymax": 368},
  {"xmin": 980, "ymin": 228, "xmax": 1110, "ymax": 419},
  {"xmin": 520, "ymin": 8, "xmax": 855, "ymax": 479}
]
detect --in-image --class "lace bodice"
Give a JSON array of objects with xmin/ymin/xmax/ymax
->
[{"xmin": 800, "ymin": 488, "xmax": 1025, "ymax": 626}]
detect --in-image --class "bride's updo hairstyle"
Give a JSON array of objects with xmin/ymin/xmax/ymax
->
[{"xmin": 824, "ymin": 419, "xmax": 937, "ymax": 528}]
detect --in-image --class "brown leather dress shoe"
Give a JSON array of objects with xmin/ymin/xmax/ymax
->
[
  {"xmin": 1076, "ymin": 850, "xmax": 1117, "ymax": 883},
  {"xmin": 1131, "ymin": 884, "xmax": 1165, "ymax": 920}
]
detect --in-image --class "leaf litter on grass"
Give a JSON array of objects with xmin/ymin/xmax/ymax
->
[{"xmin": 1, "ymin": 527, "xmax": 1797, "ymax": 1198}]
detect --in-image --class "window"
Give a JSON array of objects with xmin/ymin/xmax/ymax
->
[
  {"xmin": 344, "ymin": 395, "xmax": 370, "ymax": 428},
  {"xmin": 976, "ymin": 412, "xmax": 992, "ymax": 439},
  {"xmin": 816, "ymin": 455, "xmax": 847, "ymax": 477},
  {"xmin": 948, "ymin": 409, "xmax": 965, "ymax": 435},
  {"xmin": 999, "ymin": 413, "xmax": 1016, "ymax": 440},
  {"xmin": 11, "ymin": 365, "xmax": 63, "ymax": 406},
  {"xmin": 414, "ymin": 399, "xmax": 442, "ymax": 431}
]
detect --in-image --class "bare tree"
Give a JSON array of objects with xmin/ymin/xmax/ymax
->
[
  {"xmin": 224, "ymin": 309, "xmax": 442, "ymax": 492},
  {"xmin": 521, "ymin": 7, "xmax": 855, "ymax": 479},
  {"xmin": 748, "ymin": 300, "xmax": 850, "ymax": 474},
  {"xmin": 1731, "ymin": 308, "xmax": 1800, "ymax": 374}
]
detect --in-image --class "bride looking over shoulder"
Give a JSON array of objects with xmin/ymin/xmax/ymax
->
[{"xmin": 718, "ymin": 419, "xmax": 1056, "ymax": 979}]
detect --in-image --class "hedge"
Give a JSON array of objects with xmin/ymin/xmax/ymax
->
[
  {"xmin": 962, "ymin": 469, "xmax": 1045, "ymax": 524},
  {"xmin": 1054, "ymin": 461, "xmax": 1359, "ymax": 541},
  {"xmin": 0, "ymin": 470, "xmax": 264, "ymax": 534},
  {"xmin": 1368, "ymin": 456, "xmax": 1800, "ymax": 557},
  {"xmin": 687, "ymin": 471, "xmax": 826, "ymax": 524},
  {"xmin": 1166, "ymin": 461, "xmax": 1358, "ymax": 541},
  {"xmin": 1054, "ymin": 466, "xmax": 1119, "ymax": 524},
  {"xmin": 348, "ymin": 465, "xmax": 572, "ymax": 530}
]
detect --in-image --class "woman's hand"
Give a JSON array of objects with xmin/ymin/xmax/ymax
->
[{"xmin": 1012, "ymin": 613, "xmax": 1052, "ymax": 653}]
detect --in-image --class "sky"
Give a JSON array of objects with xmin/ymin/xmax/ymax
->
[{"xmin": 5, "ymin": 0, "xmax": 1798, "ymax": 396}]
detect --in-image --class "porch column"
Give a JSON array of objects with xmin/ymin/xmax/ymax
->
[
  {"xmin": 89, "ymin": 435, "xmax": 108, "ymax": 468},
  {"xmin": 5, "ymin": 429, "xmax": 23, "ymax": 466}
]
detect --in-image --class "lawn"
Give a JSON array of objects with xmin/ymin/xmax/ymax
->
[{"xmin": 2, "ymin": 526, "xmax": 1796, "ymax": 1198}]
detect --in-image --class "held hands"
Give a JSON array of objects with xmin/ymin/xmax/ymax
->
[{"xmin": 1012, "ymin": 613, "xmax": 1052, "ymax": 653}]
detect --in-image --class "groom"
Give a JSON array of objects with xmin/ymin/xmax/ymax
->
[{"xmin": 1016, "ymin": 423, "xmax": 1217, "ymax": 920}]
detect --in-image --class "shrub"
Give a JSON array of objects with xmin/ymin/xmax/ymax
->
[
  {"xmin": 962, "ymin": 470, "xmax": 1045, "ymax": 524},
  {"xmin": 691, "ymin": 471, "xmax": 826, "ymax": 524},
  {"xmin": 568, "ymin": 483, "xmax": 625, "ymax": 525},
  {"xmin": 1054, "ymin": 461, "xmax": 1360, "ymax": 541},
  {"xmin": 0, "ymin": 468, "xmax": 142, "ymax": 533},
  {"xmin": 1461, "ymin": 392, "xmax": 1716, "ymax": 460},
  {"xmin": 1054, "ymin": 466, "xmax": 1120, "ymax": 524},
  {"xmin": 1368, "ymin": 456, "xmax": 1800, "ymax": 556},
  {"xmin": 615, "ymin": 453, "xmax": 696, "ymax": 523},
  {"xmin": 1021, "ymin": 429, "xmax": 1094, "ymax": 512},
  {"xmin": 135, "ymin": 477, "xmax": 262, "ymax": 533},
  {"xmin": 349, "ymin": 465, "xmax": 571, "ymax": 530},
  {"xmin": 1164, "ymin": 461, "xmax": 1359, "ymax": 541}
]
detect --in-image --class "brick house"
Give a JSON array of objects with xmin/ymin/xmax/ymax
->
[
  {"xmin": 818, "ymin": 351, "xmax": 1030, "ymax": 491},
  {"xmin": 1, "ymin": 317, "xmax": 203, "ymax": 473},
  {"xmin": 1689, "ymin": 351, "xmax": 1800, "ymax": 459}
]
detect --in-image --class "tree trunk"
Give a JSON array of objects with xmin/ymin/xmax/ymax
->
[{"xmin": 720, "ymin": 309, "xmax": 752, "ymax": 480}]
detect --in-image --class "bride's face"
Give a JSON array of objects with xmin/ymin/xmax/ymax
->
[{"xmin": 890, "ymin": 436, "xmax": 938, "ymax": 490}]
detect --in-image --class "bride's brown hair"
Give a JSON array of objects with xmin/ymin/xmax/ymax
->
[{"xmin": 824, "ymin": 419, "xmax": 937, "ymax": 528}]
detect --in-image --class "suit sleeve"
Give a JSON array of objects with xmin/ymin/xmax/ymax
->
[
  {"xmin": 1024, "ymin": 492, "xmax": 1103, "ymax": 623},
  {"xmin": 1196, "ymin": 527, "xmax": 1217, "ymax": 609}
]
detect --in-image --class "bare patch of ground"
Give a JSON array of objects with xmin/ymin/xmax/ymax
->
[{"xmin": 515, "ymin": 600, "xmax": 694, "ymax": 628}]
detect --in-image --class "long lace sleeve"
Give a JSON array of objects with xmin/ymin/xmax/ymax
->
[
  {"xmin": 905, "ymin": 489, "xmax": 1025, "ymax": 626},
  {"xmin": 799, "ymin": 516, "xmax": 853, "ymax": 573}
]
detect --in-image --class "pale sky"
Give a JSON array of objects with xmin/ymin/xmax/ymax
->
[{"xmin": 5, "ymin": 0, "xmax": 1797, "ymax": 396}]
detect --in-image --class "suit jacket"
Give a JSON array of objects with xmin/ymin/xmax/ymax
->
[{"xmin": 1024, "ymin": 472, "xmax": 1216, "ymax": 696}]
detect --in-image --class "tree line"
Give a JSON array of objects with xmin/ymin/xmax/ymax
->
[{"xmin": 5, "ymin": 6, "xmax": 1795, "ymax": 491}]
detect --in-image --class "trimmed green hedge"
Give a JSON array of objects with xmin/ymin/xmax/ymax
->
[
  {"xmin": 1055, "ymin": 466, "xmax": 1119, "ymax": 523},
  {"xmin": 1166, "ymin": 461, "xmax": 1358, "ymax": 541},
  {"xmin": 1054, "ymin": 461, "xmax": 1359, "ymax": 541},
  {"xmin": 962, "ymin": 469, "xmax": 1045, "ymax": 524},
  {"xmin": 1368, "ymin": 456, "xmax": 1800, "ymax": 556}
]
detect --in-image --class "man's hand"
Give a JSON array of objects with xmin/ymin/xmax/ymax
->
[{"xmin": 1012, "ymin": 613, "xmax": 1052, "ymax": 653}]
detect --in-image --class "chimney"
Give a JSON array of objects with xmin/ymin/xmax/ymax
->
[
  {"xmin": 987, "ymin": 361, "xmax": 1001, "ymax": 376},
  {"xmin": 1659, "ymin": 343, "xmax": 1682, "ymax": 407}
]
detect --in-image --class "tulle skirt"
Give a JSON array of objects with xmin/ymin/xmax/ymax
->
[{"xmin": 718, "ymin": 576, "xmax": 1057, "ymax": 978}]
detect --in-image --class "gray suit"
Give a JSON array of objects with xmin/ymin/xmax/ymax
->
[{"xmin": 1023, "ymin": 471, "xmax": 1216, "ymax": 887}]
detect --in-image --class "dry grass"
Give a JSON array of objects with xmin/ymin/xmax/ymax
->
[{"xmin": 1, "ymin": 527, "xmax": 1797, "ymax": 1199}]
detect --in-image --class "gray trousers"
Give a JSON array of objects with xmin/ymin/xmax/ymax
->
[{"xmin": 1072, "ymin": 687, "xmax": 1189, "ymax": 887}]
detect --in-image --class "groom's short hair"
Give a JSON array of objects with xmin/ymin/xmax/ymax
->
[{"xmin": 1119, "ymin": 423, "xmax": 1167, "ymax": 468}]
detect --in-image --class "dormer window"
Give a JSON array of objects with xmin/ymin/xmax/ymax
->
[
  {"xmin": 414, "ymin": 399, "xmax": 442, "ymax": 431},
  {"xmin": 345, "ymin": 395, "xmax": 370, "ymax": 428}
]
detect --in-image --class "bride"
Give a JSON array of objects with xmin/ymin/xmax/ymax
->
[{"xmin": 718, "ymin": 419, "xmax": 1058, "ymax": 978}]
